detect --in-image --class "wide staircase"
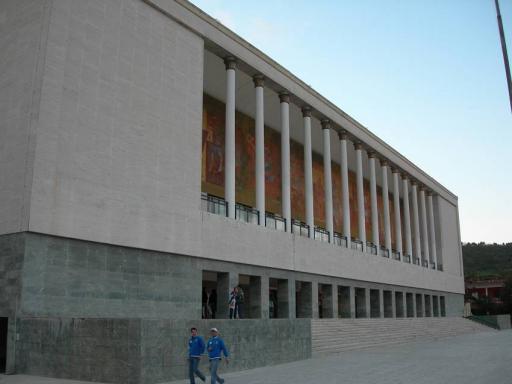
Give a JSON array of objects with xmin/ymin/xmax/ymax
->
[{"xmin": 312, "ymin": 317, "xmax": 495, "ymax": 356}]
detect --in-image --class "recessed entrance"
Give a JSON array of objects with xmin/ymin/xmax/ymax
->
[
  {"xmin": 415, "ymin": 294, "xmax": 423, "ymax": 317},
  {"xmin": 425, "ymin": 295, "xmax": 432, "ymax": 317},
  {"xmin": 355, "ymin": 288, "xmax": 367, "ymax": 318},
  {"xmin": 318, "ymin": 284, "xmax": 333, "ymax": 318},
  {"xmin": 433, "ymin": 295, "xmax": 439, "ymax": 317},
  {"xmin": 238, "ymin": 274, "xmax": 261, "ymax": 319},
  {"xmin": 269, "ymin": 278, "xmax": 289, "ymax": 318},
  {"xmin": 202, "ymin": 270, "xmax": 231, "ymax": 319},
  {"xmin": 395, "ymin": 291, "xmax": 405, "ymax": 318},
  {"xmin": 338, "ymin": 286, "xmax": 351, "ymax": 318},
  {"xmin": 440, "ymin": 296, "xmax": 446, "ymax": 317},
  {"xmin": 0, "ymin": 317, "xmax": 7, "ymax": 373},
  {"xmin": 406, "ymin": 293, "xmax": 414, "ymax": 317},
  {"xmin": 370, "ymin": 289, "xmax": 381, "ymax": 318},
  {"xmin": 296, "ymin": 281, "xmax": 312, "ymax": 318},
  {"xmin": 383, "ymin": 290, "xmax": 393, "ymax": 318}
]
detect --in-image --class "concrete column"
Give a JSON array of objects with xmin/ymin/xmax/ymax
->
[
  {"xmin": 365, "ymin": 288, "xmax": 371, "ymax": 318},
  {"xmin": 322, "ymin": 120, "xmax": 334, "ymax": 242},
  {"xmin": 217, "ymin": 271, "xmax": 239, "ymax": 318},
  {"xmin": 419, "ymin": 187, "xmax": 430, "ymax": 265},
  {"xmin": 332, "ymin": 284, "xmax": 339, "ymax": 318},
  {"xmin": 411, "ymin": 181, "xmax": 422, "ymax": 264},
  {"xmin": 261, "ymin": 275, "xmax": 270, "ymax": 319},
  {"xmin": 302, "ymin": 107, "xmax": 314, "ymax": 237},
  {"xmin": 349, "ymin": 286, "xmax": 356, "ymax": 319},
  {"xmin": 355, "ymin": 142, "xmax": 366, "ymax": 251},
  {"xmin": 339, "ymin": 131, "xmax": 351, "ymax": 247},
  {"xmin": 287, "ymin": 277, "xmax": 296, "ymax": 319},
  {"xmin": 224, "ymin": 57, "xmax": 237, "ymax": 219},
  {"xmin": 379, "ymin": 289, "xmax": 384, "ymax": 318},
  {"xmin": 402, "ymin": 175, "xmax": 413, "ymax": 259},
  {"xmin": 381, "ymin": 160, "xmax": 392, "ymax": 254},
  {"xmin": 312, "ymin": 281, "xmax": 319, "ymax": 319},
  {"xmin": 427, "ymin": 192, "xmax": 438, "ymax": 268},
  {"xmin": 279, "ymin": 92, "xmax": 291, "ymax": 232},
  {"xmin": 368, "ymin": 152, "xmax": 379, "ymax": 249},
  {"xmin": 253, "ymin": 75, "xmax": 265, "ymax": 225},
  {"xmin": 392, "ymin": 169, "xmax": 403, "ymax": 258},
  {"xmin": 391, "ymin": 290, "xmax": 397, "ymax": 318}
]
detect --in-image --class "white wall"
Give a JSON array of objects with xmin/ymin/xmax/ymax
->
[
  {"xmin": 0, "ymin": 0, "xmax": 49, "ymax": 235},
  {"xmin": 27, "ymin": 0, "xmax": 204, "ymax": 257},
  {"xmin": 200, "ymin": 212, "xmax": 465, "ymax": 294},
  {"xmin": 436, "ymin": 196, "xmax": 463, "ymax": 278}
]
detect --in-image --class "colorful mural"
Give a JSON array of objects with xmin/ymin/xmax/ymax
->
[{"xmin": 202, "ymin": 94, "xmax": 405, "ymax": 247}]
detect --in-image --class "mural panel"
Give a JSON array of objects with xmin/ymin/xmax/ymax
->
[{"xmin": 202, "ymin": 94, "xmax": 402, "ymax": 246}]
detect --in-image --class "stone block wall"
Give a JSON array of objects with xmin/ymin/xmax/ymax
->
[
  {"xmin": 20, "ymin": 233, "xmax": 201, "ymax": 319},
  {"xmin": 15, "ymin": 317, "xmax": 312, "ymax": 384}
]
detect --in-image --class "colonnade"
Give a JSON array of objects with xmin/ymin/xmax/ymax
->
[{"xmin": 219, "ymin": 57, "xmax": 440, "ymax": 269}]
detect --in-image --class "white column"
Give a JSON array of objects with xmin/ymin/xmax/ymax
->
[
  {"xmin": 368, "ymin": 152, "xmax": 379, "ymax": 250},
  {"xmin": 381, "ymin": 160, "xmax": 392, "ymax": 255},
  {"xmin": 354, "ymin": 142, "xmax": 366, "ymax": 251},
  {"xmin": 427, "ymin": 192, "xmax": 438, "ymax": 269},
  {"xmin": 224, "ymin": 57, "xmax": 236, "ymax": 219},
  {"xmin": 302, "ymin": 107, "xmax": 314, "ymax": 237},
  {"xmin": 419, "ymin": 187, "xmax": 430, "ymax": 266},
  {"xmin": 322, "ymin": 119, "xmax": 334, "ymax": 242},
  {"xmin": 279, "ymin": 92, "xmax": 291, "ymax": 232},
  {"xmin": 411, "ymin": 181, "xmax": 422, "ymax": 264},
  {"xmin": 402, "ymin": 175, "xmax": 413, "ymax": 259},
  {"xmin": 392, "ymin": 169, "xmax": 403, "ymax": 258},
  {"xmin": 253, "ymin": 75, "xmax": 265, "ymax": 225},
  {"xmin": 339, "ymin": 131, "xmax": 351, "ymax": 248}
]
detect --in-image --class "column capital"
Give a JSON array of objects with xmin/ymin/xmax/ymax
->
[
  {"xmin": 354, "ymin": 141, "xmax": 363, "ymax": 151},
  {"xmin": 368, "ymin": 151, "xmax": 377, "ymax": 159},
  {"xmin": 301, "ymin": 106, "xmax": 312, "ymax": 117},
  {"xmin": 410, "ymin": 179, "xmax": 418, "ymax": 187},
  {"xmin": 253, "ymin": 74, "xmax": 265, "ymax": 87},
  {"xmin": 338, "ymin": 129, "xmax": 348, "ymax": 140},
  {"xmin": 419, "ymin": 185, "xmax": 427, "ymax": 192},
  {"xmin": 426, "ymin": 190, "xmax": 434, "ymax": 197},
  {"xmin": 391, "ymin": 167, "xmax": 401, "ymax": 174},
  {"xmin": 380, "ymin": 159, "xmax": 389, "ymax": 167},
  {"xmin": 321, "ymin": 119, "xmax": 331, "ymax": 130},
  {"xmin": 279, "ymin": 92, "xmax": 290, "ymax": 103},
  {"xmin": 401, "ymin": 173, "xmax": 409, "ymax": 180},
  {"xmin": 224, "ymin": 56, "xmax": 237, "ymax": 70}
]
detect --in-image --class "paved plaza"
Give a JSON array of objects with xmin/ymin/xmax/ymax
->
[{"xmin": 1, "ymin": 330, "xmax": 510, "ymax": 384}]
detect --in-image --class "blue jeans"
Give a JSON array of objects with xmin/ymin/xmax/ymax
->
[
  {"xmin": 209, "ymin": 359, "xmax": 224, "ymax": 384},
  {"xmin": 189, "ymin": 357, "xmax": 205, "ymax": 384}
]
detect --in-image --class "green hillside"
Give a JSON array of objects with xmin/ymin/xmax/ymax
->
[{"xmin": 462, "ymin": 242, "xmax": 512, "ymax": 278}]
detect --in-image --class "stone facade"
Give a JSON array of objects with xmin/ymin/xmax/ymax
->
[{"xmin": 15, "ymin": 317, "xmax": 311, "ymax": 384}]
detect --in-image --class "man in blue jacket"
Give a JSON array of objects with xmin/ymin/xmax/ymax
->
[
  {"xmin": 206, "ymin": 327, "xmax": 229, "ymax": 384},
  {"xmin": 188, "ymin": 327, "xmax": 206, "ymax": 383}
]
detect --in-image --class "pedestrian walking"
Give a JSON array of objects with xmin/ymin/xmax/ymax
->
[
  {"xmin": 207, "ymin": 327, "xmax": 229, "ymax": 384},
  {"xmin": 188, "ymin": 327, "xmax": 206, "ymax": 383}
]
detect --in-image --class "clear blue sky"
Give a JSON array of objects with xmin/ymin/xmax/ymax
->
[{"xmin": 190, "ymin": 0, "xmax": 512, "ymax": 244}]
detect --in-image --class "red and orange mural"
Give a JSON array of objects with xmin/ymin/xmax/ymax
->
[{"xmin": 202, "ymin": 94, "xmax": 404, "ymax": 248}]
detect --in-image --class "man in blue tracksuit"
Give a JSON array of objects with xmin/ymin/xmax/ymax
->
[
  {"xmin": 207, "ymin": 327, "xmax": 229, "ymax": 384},
  {"xmin": 188, "ymin": 327, "xmax": 206, "ymax": 383}
]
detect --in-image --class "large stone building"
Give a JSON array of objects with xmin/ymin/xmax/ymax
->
[{"xmin": 0, "ymin": 0, "xmax": 464, "ymax": 382}]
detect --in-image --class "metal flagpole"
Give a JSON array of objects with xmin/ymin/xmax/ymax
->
[{"xmin": 495, "ymin": 0, "xmax": 512, "ymax": 113}]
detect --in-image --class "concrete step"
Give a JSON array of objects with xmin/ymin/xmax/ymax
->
[{"xmin": 311, "ymin": 317, "xmax": 496, "ymax": 356}]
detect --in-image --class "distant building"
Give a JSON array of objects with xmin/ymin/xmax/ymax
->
[{"xmin": 466, "ymin": 278, "xmax": 505, "ymax": 304}]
